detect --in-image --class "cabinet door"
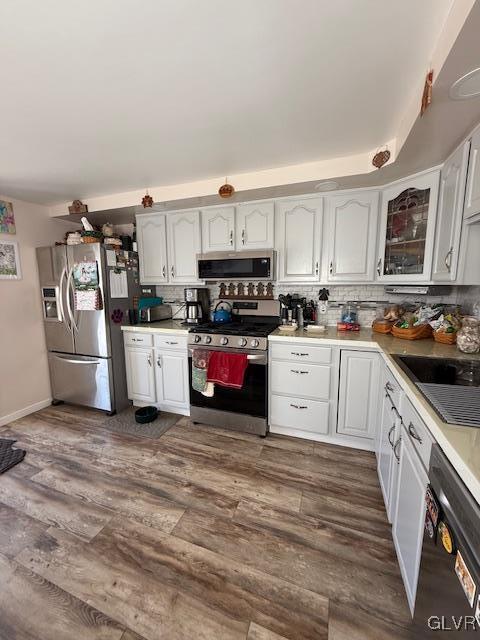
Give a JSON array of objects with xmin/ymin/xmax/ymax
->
[
  {"xmin": 377, "ymin": 388, "xmax": 398, "ymax": 519},
  {"xmin": 392, "ymin": 430, "xmax": 428, "ymax": 614},
  {"xmin": 125, "ymin": 346, "xmax": 156, "ymax": 403},
  {"xmin": 337, "ymin": 350, "xmax": 379, "ymax": 440},
  {"xmin": 276, "ymin": 198, "xmax": 323, "ymax": 282},
  {"xmin": 236, "ymin": 201, "xmax": 274, "ymax": 250},
  {"xmin": 137, "ymin": 214, "xmax": 168, "ymax": 284},
  {"xmin": 167, "ymin": 210, "xmax": 201, "ymax": 283},
  {"xmin": 201, "ymin": 207, "xmax": 235, "ymax": 252},
  {"xmin": 326, "ymin": 192, "xmax": 379, "ymax": 281},
  {"xmin": 464, "ymin": 127, "xmax": 480, "ymax": 219},
  {"xmin": 432, "ymin": 141, "xmax": 470, "ymax": 281},
  {"xmin": 377, "ymin": 171, "xmax": 440, "ymax": 282},
  {"xmin": 155, "ymin": 350, "xmax": 188, "ymax": 410}
]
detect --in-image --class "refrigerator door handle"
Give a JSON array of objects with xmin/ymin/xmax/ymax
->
[
  {"xmin": 58, "ymin": 266, "xmax": 70, "ymax": 331},
  {"xmin": 66, "ymin": 267, "xmax": 79, "ymax": 333},
  {"xmin": 53, "ymin": 355, "xmax": 100, "ymax": 365}
]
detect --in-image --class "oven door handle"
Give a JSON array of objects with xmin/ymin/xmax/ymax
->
[{"xmin": 188, "ymin": 348, "xmax": 266, "ymax": 364}]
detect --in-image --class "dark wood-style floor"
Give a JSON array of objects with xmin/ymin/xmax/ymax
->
[{"xmin": 0, "ymin": 404, "xmax": 416, "ymax": 640}]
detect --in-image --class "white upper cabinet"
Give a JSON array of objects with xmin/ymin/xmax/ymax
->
[
  {"xmin": 166, "ymin": 210, "xmax": 201, "ymax": 283},
  {"xmin": 236, "ymin": 201, "xmax": 274, "ymax": 250},
  {"xmin": 432, "ymin": 141, "xmax": 470, "ymax": 281},
  {"xmin": 326, "ymin": 191, "xmax": 379, "ymax": 282},
  {"xmin": 276, "ymin": 197, "xmax": 323, "ymax": 282},
  {"xmin": 464, "ymin": 126, "xmax": 480, "ymax": 219},
  {"xmin": 377, "ymin": 171, "xmax": 440, "ymax": 282},
  {"xmin": 137, "ymin": 213, "xmax": 168, "ymax": 284},
  {"xmin": 201, "ymin": 206, "xmax": 235, "ymax": 252}
]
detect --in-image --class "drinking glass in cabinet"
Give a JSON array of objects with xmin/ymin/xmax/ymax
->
[{"xmin": 383, "ymin": 187, "xmax": 431, "ymax": 276}]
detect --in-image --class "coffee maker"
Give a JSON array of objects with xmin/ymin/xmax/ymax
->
[{"xmin": 184, "ymin": 288, "xmax": 210, "ymax": 324}]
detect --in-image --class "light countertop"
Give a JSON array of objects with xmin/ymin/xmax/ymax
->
[
  {"xmin": 121, "ymin": 319, "xmax": 189, "ymax": 335},
  {"xmin": 269, "ymin": 328, "xmax": 480, "ymax": 504}
]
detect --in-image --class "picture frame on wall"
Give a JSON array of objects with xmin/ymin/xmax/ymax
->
[
  {"xmin": 0, "ymin": 200, "xmax": 16, "ymax": 234},
  {"xmin": 0, "ymin": 240, "xmax": 22, "ymax": 279}
]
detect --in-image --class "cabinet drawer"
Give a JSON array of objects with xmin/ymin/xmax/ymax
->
[
  {"xmin": 124, "ymin": 332, "xmax": 153, "ymax": 347},
  {"xmin": 270, "ymin": 394, "xmax": 329, "ymax": 434},
  {"xmin": 401, "ymin": 398, "xmax": 434, "ymax": 470},
  {"xmin": 270, "ymin": 342, "xmax": 332, "ymax": 364},
  {"xmin": 270, "ymin": 361, "xmax": 330, "ymax": 400},
  {"xmin": 153, "ymin": 334, "xmax": 188, "ymax": 350}
]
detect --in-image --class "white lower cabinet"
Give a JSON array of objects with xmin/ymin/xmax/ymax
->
[
  {"xmin": 270, "ymin": 395, "xmax": 330, "ymax": 435},
  {"xmin": 124, "ymin": 332, "xmax": 189, "ymax": 415},
  {"xmin": 124, "ymin": 345, "xmax": 156, "ymax": 403},
  {"xmin": 337, "ymin": 350, "xmax": 379, "ymax": 441},
  {"xmin": 392, "ymin": 422, "xmax": 429, "ymax": 614},
  {"xmin": 155, "ymin": 349, "xmax": 189, "ymax": 412}
]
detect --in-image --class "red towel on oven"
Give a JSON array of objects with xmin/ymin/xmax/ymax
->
[{"xmin": 206, "ymin": 351, "xmax": 249, "ymax": 389}]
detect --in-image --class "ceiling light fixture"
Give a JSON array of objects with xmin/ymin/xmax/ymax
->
[
  {"xmin": 450, "ymin": 67, "xmax": 480, "ymax": 100},
  {"xmin": 314, "ymin": 180, "xmax": 339, "ymax": 192}
]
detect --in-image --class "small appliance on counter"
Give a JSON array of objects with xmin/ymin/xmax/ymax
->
[
  {"xmin": 184, "ymin": 287, "xmax": 210, "ymax": 325},
  {"xmin": 138, "ymin": 297, "xmax": 172, "ymax": 323}
]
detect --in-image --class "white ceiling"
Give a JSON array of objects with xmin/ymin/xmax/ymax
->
[{"xmin": 0, "ymin": 0, "xmax": 454, "ymax": 205}]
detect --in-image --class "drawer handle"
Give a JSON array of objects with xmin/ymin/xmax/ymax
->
[
  {"xmin": 166, "ymin": 341, "xmax": 178, "ymax": 345},
  {"xmin": 291, "ymin": 352, "xmax": 308, "ymax": 357},
  {"xmin": 385, "ymin": 381, "xmax": 394, "ymax": 392},
  {"xmin": 290, "ymin": 403, "xmax": 308, "ymax": 409},
  {"xmin": 388, "ymin": 424, "xmax": 395, "ymax": 447},
  {"xmin": 132, "ymin": 338, "xmax": 143, "ymax": 342},
  {"xmin": 393, "ymin": 437, "xmax": 401, "ymax": 462},
  {"xmin": 408, "ymin": 422, "xmax": 423, "ymax": 444},
  {"xmin": 290, "ymin": 369, "xmax": 308, "ymax": 374}
]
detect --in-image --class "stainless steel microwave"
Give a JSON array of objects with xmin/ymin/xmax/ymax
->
[{"xmin": 197, "ymin": 250, "xmax": 275, "ymax": 281}]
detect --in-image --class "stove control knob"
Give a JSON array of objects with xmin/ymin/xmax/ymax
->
[
  {"xmin": 220, "ymin": 337, "xmax": 229, "ymax": 345},
  {"xmin": 250, "ymin": 339, "xmax": 260, "ymax": 348},
  {"xmin": 238, "ymin": 338, "xmax": 248, "ymax": 347},
  {"xmin": 204, "ymin": 336, "xmax": 212, "ymax": 344},
  {"xmin": 193, "ymin": 335, "xmax": 201, "ymax": 343}
]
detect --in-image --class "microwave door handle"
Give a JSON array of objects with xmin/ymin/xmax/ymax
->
[{"xmin": 66, "ymin": 268, "xmax": 78, "ymax": 333}]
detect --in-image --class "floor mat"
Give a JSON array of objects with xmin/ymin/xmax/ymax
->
[
  {"xmin": 0, "ymin": 438, "xmax": 26, "ymax": 474},
  {"xmin": 100, "ymin": 406, "xmax": 179, "ymax": 439}
]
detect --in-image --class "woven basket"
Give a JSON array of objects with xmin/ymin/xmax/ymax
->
[
  {"xmin": 433, "ymin": 331, "xmax": 457, "ymax": 345},
  {"xmin": 391, "ymin": 324, "xmax": 433, "ymax": 340},
  {"xmin": 372, "ymin": 320, "xmax": 393, "ymax": 334}
]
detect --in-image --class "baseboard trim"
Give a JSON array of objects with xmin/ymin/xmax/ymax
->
[{"xmin": 0, "ymin": 398, "xmax": 52, "ymax": 427}]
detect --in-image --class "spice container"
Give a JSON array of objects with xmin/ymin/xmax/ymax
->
[{"xmin": 457, "ymin": 316, "xmax": 480, "ymax": 354}]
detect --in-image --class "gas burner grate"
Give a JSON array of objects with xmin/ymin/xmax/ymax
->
[{"xmin": 417, "ymin": 383, "xmax": 480, "ymax": 428}]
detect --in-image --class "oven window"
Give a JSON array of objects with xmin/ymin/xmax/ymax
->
[{"xmin": 189, "ymin": 357, "xmax": 267, "ymax": 418}]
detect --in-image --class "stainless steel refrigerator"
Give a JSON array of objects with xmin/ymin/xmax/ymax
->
[{"xmin": 36, "ymin": 243, "xmax": 141, "ymax": 414}]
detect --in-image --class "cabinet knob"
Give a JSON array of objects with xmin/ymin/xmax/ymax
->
[
  {"xmin": 377, "ymin": 258, "xmax": 382, "ymax": 276},
  {"xmin": 315, "ymin": 261, "xmax": 319, "ymax": 276},
  {"xmin": 171, "ymin": 265, "xmax": 175, "ymax": 277},
  {"xmin": 157, "ymin": 357, "xmax": 162, "ymax": 367},
  {"xmin": 229, "ymin": 230, "xmax": 233, "ymax": 246},
  {"xmin": 147, "ymin": 355, "xmax": 152, "ymax": 367},
  {"xmin": 162, "ymin": 265, "xmax": 166, "ymax": 278},
  {"xmin": 329, "ymin": 261, "xmax": 333, "ymax": 275}
]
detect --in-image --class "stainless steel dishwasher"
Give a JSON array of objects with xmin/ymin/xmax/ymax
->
[{"xmin": 412, "ymin": 444, "xmax": 480, "ymax": 637}]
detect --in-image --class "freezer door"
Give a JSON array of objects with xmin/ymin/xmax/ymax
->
[
  {"xmin": 48, "ymin": 352, "xmax": 113, "ymax": 411},
  {"xmin": 36, "ymin": 246, "xmax": 74, "ymax": 353},
  {"xmin": 67, "ymin": 244, "xmax": 110, "ymax": 357}
]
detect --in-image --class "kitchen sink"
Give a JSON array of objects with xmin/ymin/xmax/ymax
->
[
  {"xmin": 392, "ymin": 355, "xmax": 480, "ymax": 387},
  {"xmin": 391, "ymin": 355, "xmax": 480, "ymax": 428}
]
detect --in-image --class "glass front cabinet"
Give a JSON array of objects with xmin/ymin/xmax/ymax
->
[{"xmin": 377, "ymin": 171, "xmax": 440, "ymax": 282}]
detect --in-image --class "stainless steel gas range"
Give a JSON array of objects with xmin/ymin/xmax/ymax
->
[{"xmin": 187, "ymin": 301, "xmax": 279, "ymax": 437}]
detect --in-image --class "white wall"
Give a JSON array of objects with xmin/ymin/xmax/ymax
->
[{"xmin": 0, "ymin": 196, "xmax": 75, "ymax": 425}]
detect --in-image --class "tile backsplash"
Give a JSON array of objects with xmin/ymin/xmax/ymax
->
[{"xmin": 156, "ymin": 283, "xmax": 480, "ymax": 326}]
